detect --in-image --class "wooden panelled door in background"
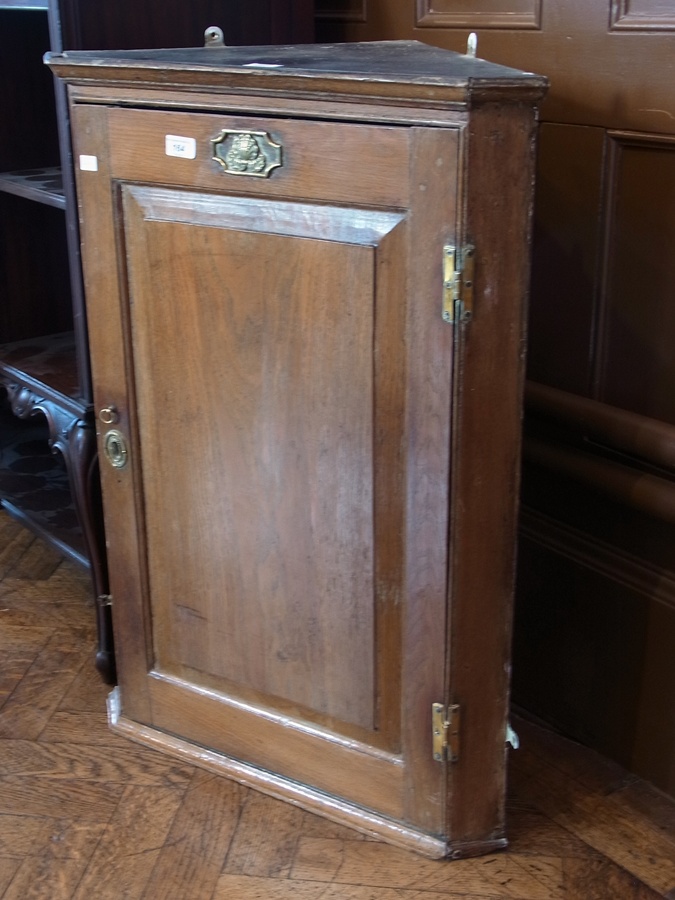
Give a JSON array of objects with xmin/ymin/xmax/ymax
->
[{"xmin": 315, "ymin": 1, "xmax": 675, "ymax": 795}]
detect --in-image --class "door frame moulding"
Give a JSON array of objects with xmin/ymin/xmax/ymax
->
[
  {"xmin": 415, "ymin": 0, "xmax": 541, "ymax": 30},
  {"xmin": 592, "ymin": 130, "xmax": 675, "ymax": 406},
  {"xmin": 610, "ymin": 0, "xmax": 675, "ymax": 31},
  {"xmin": 520, "ymin": 507, "xmax": 675, "ymax": 615}
]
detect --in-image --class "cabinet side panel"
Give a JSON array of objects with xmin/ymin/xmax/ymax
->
[{"xmin": 447, "ymin": 103, "xmax": 539, "ymax": 847}]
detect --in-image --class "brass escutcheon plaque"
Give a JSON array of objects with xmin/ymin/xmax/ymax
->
[
  {"xmin": 103, "ymin": 429, "xmax": 128, "ymax": 469},
  {"xmin": 211, "ymin": 130, "xmax": 282, "ymax": 178}
]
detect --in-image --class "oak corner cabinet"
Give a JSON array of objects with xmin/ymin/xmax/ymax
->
[{"xmin": 48, "ymin": 41, "xmax": 546, "ymax": 858}]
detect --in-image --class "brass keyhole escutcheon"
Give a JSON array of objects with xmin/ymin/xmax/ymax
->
[{"xmin": 103, "ymin": 429, "xmax": 128, "ymax": 469}]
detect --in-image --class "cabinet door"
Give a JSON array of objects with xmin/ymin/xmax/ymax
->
[{"xmin": 73, "ymin": 104, "xmax": 462, "ymax": 849}]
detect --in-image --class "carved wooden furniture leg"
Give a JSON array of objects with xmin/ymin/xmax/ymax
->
[{"xmin": 2, "ymin": 382, "xmax": 115, "ymax": 683}]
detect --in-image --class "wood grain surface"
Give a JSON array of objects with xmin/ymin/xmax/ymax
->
[{"xmin": 0, "ymin": 511, "xmax": 673, "ymax": 898}]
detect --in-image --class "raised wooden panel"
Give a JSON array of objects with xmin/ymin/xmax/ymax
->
[
  {"xmin": 315, "ymin": 0, "xmax": 367, "ymax": 21},
  {"xmin": 513, "ymin": 525, "xmax": 656, "ymax": 763},
  {"xmin": 595, "ymin": 133, "xmax": 675, "ymax": 424},
  {"xmin": 416, "ymin": 0, "xmax": 541, "ymax": 29},
  {"xmin": 122, "ymin": 184, "xmax": 407, "ymax": 738},
  {"xmin": 611, "ymin": 0, "xmax": 675, "ymax": 30},
  {"xmin": 515, "ymin": 497, "xmax": 675, "ymax": 796},
  {"xmin": 517, "ymin": 383, "xmax": 675, "ymax": 798},
  {"xmin": 527, "ymin": 124, "xmax": 604, "ymax": 394}
]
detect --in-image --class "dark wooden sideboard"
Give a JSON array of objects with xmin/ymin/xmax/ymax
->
[
  {"xmin": 49, "ymin": 41, "xmax": 545, "ymax": 856},
  {"xmin": 0, "ymin": 1, "xmax": 313, "ymax": 682}
]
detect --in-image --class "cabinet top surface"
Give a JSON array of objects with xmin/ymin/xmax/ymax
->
[{"xmin": 47, "ymin": 40, "xmax": 547, "ymax": 105}]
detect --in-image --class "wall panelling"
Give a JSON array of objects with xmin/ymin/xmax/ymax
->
[
  {"xmin": 415, "ymin": 0, "xmax": 541, "ymax": 29},
  {"xmin": 595, "ymin": 133, "xmax": 675, "ymax": 424},
  {"xmin": 610, "ymin": 0, "xmax": 675, "ymax": 30}
]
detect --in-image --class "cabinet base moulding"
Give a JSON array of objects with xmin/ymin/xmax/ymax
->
[{"xmin": 106, "ymin": 688, "xmax": 505, "ymax": 860}]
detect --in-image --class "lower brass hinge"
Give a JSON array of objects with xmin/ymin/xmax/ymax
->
[
  {"xmin": 442, "ymin": 244, "xmax": 475, "ymax": 324},
  {"xmin": 432, "ymin": 702, "xmax": 461, "ymax": 762}
]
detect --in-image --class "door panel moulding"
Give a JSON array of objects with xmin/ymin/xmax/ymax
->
[
  {"xmin": 519, "ymin": 507, "xmax": 675, "ymax": 615},
  {"xmin": 415, "ymin": 0, "xmax": 541, "ymax": 30}
]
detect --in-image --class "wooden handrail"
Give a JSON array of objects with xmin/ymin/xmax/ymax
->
[
  {"xmin": 523, "ymin": 436, "xmax": 675, "ymax": 524},
  {"xmin": 524, "ymin": 381, "xmax": 675, "ymax": 472}
]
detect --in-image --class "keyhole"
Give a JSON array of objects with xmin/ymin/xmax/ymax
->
[{"xmin": 104, "ymin": 430, "xmax": 128, "ymax": 469}]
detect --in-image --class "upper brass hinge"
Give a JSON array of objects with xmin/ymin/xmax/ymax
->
[
  {"xmin": 442, "ymin": 244, "xmax": 475, "ymax": 324},
  {"xmin": 432, "ymin": 702, "xmax": 461, "ymax": 763}
]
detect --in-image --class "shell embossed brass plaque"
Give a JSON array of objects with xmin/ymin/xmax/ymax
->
[{"xmin": 211, "ymin": 130, "xmax": 283, "ymax": 178}]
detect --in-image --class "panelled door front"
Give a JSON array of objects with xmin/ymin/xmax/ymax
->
[{"xmin": 73, "ymin": 103, "xmax": 463, "ymax": 844}]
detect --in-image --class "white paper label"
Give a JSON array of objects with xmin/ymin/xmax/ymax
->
[
  {"xmin": 165, "ymin": 135, "xmax": 197, "ymax": 160},
  {"xmin": 79, "ymin": 155, "xmax": 98, "ymax": 172}
]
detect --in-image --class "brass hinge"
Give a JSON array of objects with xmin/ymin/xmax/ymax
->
[
  {"xmin": 432, "ymin": 702, "xmax": 461, "ymax": 762},
  {"xmin": 442, "ymin": 244, "xmax": 475, "ymax": 324},
  {"xmin": 97, "ymin": 594, "xmax": 113, "ymax": 608}
]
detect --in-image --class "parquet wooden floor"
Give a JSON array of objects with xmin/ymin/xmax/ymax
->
[{"xmin": 0, "ymin": 510, "xmax": 674, "ymax": 899}]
